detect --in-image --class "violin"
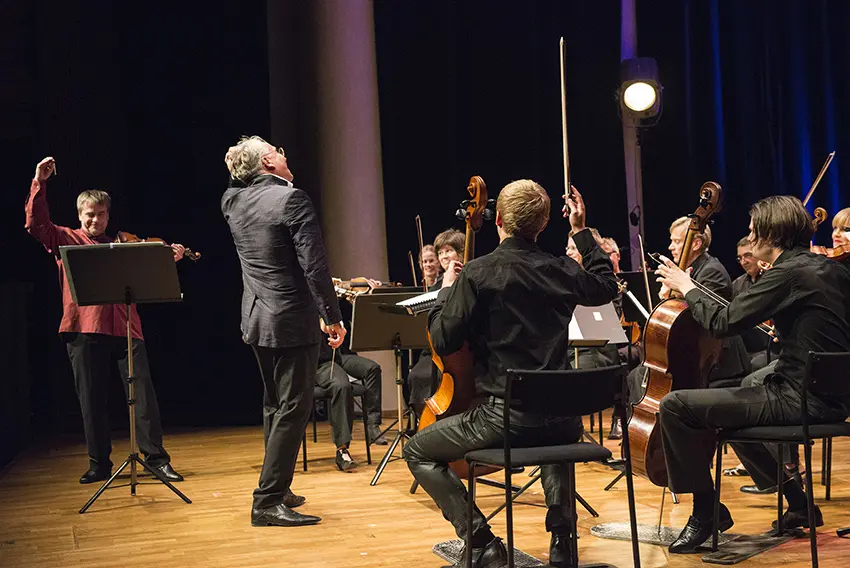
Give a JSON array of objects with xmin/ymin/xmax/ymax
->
[
  {"xmin": 115, "ymin": 231, "xmax": 201, "ymax": 261},
  {"xmin": 332, "ymin": 277, "xmax": 401, "ymax": 302},
  {"xmin": 810, "ymin": 243, "xmax": 850, "ymax": 262}
]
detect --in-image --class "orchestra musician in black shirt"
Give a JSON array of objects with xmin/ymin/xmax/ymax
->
[
  {"xmin": 404, "ymin": 180, "xmax": 618, "ymax": 568},
  {"xmin": 655, "ymin": 195, "xmax": 850, "ymax": 553}
]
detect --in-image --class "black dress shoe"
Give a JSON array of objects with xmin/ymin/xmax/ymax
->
[
  {"xmin": 79, "ymin": 469, "xmax": 111, "ymax": 484},
  {"xmin": 668, "ymin": 504, "xmax": 734, "ymax": 554},
  {"xmin": 771, "ymin": 504, "xmax": 824, "ymax": 530},
  {"xmin": 607, "ymin": 421, "xmax": 623, "ymax": 440},
  {"xmin": 335, "ymin": 448, "xmax": 359, "ymax": 472},
  {"xmin": 251, "ymin": 504, "xmax": 321, "ymax": 527},
  {"xmin": 444, "ymin": 538, "xmax": 508, "ymax": 568},
  {"xmin": 153, "ymin": 463, "xmax": 184, "ymax": 482},
  {"xmin": 549, "ymin": 533, "xmax": 573, "ymax": 567},
  {"xmin": 740, "ymin": 483, "xmax": 777, "ymax": 494},
  {"xmin": 283, "ymin": 490, "xmax": 306, "ymax": 508},
  {"xmin": 367, "ymin": 424, "xmax": 388, "ymax": 445}
]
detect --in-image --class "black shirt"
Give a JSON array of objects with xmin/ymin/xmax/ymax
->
[
  {"xmin": 685, "ymin": 247, "xmax": 850, "ymax": 400},
  {"xmin": 732, "ymin": 272, "xmax": 773, "ymax": 354},
  {"xmin": 428, "ymin": 228, "xmax": 619, "ymax": 398},
  {"xmin": 685, "ymin": 252, "xmax": 752, "ymax": 381}
]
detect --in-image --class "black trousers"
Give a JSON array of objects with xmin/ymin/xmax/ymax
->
[
  {"xmin": 404, "ymin": 398, "xmax": 583, "ymax": 542},
  {"xmin": 63, "ymin": 332, "xmax": 169, "ymax": 471},
  {"xmin": 251, "ymin": 343, "xmax": 319, "ymax": 509},
  {"xmin": 658, "ymin": 375, "xmax": 847, "ymax": 494}
]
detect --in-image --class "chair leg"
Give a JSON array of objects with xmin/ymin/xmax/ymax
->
[
  {"xmin": 568, "ymin": 463, "xmax": 579, "ymax": 567},
  {"xmin": 598, "ymin": 411, "xmax": 604, "ymax": 444},
  {"xmin": 620, "ymin": 414, "xmax": 642, "ymax": 568},
  {"xmin": 776, "ymin": 446, "xmax": 785, "ymax": 535},
  {"xmin": 803, "ymin": 437, "xmax": 819, "ymax": 567},
  {"xmin": 712, "ymin": 441, "xmax": 723, "ymax": 551},
  {"xmin": 506, "ymin": 463, "xmax": 515, "ymax": 568},
  {"xmin": 589, "ymin": 413, "xmax": 595, "ymax": 433},
  {"xmin": 821, "ymin": 439, "xmax": 827, "ymax": 486},
  {"xmin": 302, "ymin": 430, "xmax": 308, "ymax": 472},
  {"xmin": 467, "ymin": 462, "xmax": 476, "ymax": 568},
  {"xmin": 312, "ymin": 403, "xmax": 319, "ymax": 443},
  {"xmin": 824, "ymin": 438, "xmax": 832, "ymax": 501},
  {"xmin": 361, "ymin": 395, "xmax": 372, "ymax": 465}
]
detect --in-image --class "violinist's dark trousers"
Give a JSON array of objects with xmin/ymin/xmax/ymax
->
[
  {"xmin": 404, "ymin": 398, "xmax": 583, "ymax": 542},
  {"xmin": 251, "ymin": 343, "xmax": 319, "ymax": 509},
  {"xmin": 63, "ymin": 332, "xmax": 170, "ymax": 472},
  {"xmin": 658, "ymin": 375, "xmax": 847, "ymax": 494}
]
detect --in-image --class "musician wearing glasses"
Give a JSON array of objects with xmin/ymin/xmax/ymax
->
[
  {"xmin": 223, "ymin": 136, "xmax": 345, "ymax": 528},
  {"xmin": 655, "ymin": 195, "xmax": 850, "ymax": 553},
  {"xmin": 629, "ymin": 218, "xmax": 751, "ymax": 405}
]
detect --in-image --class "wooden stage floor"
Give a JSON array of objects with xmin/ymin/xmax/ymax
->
[{"xmin": 1, "ymin": 411, "xmax": 847, "ymax": 567}]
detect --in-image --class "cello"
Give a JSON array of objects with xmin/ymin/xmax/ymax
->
[
  {"xmin": 417, "ymin": 175, "xmax": 498, "ymax": 478},
  {"xmin": 627, "ymin": 182, "xmax": 724, "ymax": 486}
]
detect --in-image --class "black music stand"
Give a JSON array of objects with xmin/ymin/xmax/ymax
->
[
  {"xmin": 348, "ymin": 292, "xmax": 429, "ymax": 486},
  {"xmin": 60, "ymin": 242, "xmax": 192, "ymax": 513}
]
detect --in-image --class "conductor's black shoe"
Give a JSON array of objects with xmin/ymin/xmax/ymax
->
[
  {"xmin": 284, "ymin": 490, "xmax": 306, "ymax": 508},
  {"xmin": 771, "ymin": 504, "xmax": 824, "ymax": 530},
  {"xmin": 548, "ymin": 533, "xmax": 573, "ymax": 567},
  {"xmin": 153, "ymin": 463, "xmax": 184, "ymax": 482},
  {"xmin": 251, "ymin": 504, "xmax": 321, "ymax": 527},
  {"xmin": 668, "ymin": 504, "xmax": 734, "ymax": 554},
  {"xmin": 79, "ymin": 469, "xmax": 111, "ymax": 484},
  {"xmin": 444, "ymin": 537, "xmax": 508, "ymax": 568}
]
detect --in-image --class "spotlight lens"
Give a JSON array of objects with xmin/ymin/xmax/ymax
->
[{"xmin": 623, "ymin": 82, "xmax": 657, "ymax": 112}]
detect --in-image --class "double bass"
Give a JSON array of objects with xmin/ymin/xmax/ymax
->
[
  {"xmin": 417, "ymin": 175, "xmax": 497, "ymax": 478},
  {"xmin": 627, "ymin": 182, "xmax": 724, "ymax": 486}
]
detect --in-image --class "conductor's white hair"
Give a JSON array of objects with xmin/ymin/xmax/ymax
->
[{"xmin": 225, "ymin": 135, "xmax": 271, "ymax": 182}]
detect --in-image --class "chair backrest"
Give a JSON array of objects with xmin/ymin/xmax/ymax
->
[
  {"xmin": 506, "ymin": 364, "xmax": 628, "ymax": 418},
  {"xmin": 805, "ymin": 351, "xmax": 850, "ymax": 399}
]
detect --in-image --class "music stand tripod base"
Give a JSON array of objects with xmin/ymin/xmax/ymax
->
[{"xmin": 60, "ymin": 243, "xmax": 192, "ymax": 513}]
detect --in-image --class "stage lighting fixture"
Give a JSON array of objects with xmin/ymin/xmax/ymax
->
[{"xmin": 619, "ymin": 57, "xmax": 662, "ymax": 120}]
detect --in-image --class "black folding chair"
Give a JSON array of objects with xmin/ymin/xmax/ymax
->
[
  {"xmin": 711, "ymin": 351, "xmax": 850, "ymax": 567},
  {"xmin": 464, "ymin": 364, "xmax": 641, "ymax": 568}
]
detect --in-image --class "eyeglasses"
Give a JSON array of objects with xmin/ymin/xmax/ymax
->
[
  {"xmin": 736, "ymin": 252, "xmax": 754, "ymax": 263},
  {"xmin": 264, "ymin": 146, "xmax": 285, "ymax": 158}
]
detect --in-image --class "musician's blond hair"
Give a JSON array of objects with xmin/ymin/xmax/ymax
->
[
  {"xmin": 669, "ymin": 216, "xmax": 712, "ymax": 251},
  {"xmin": 834, "ymin": 207, "xmax": 850, "ymax": 231},
  {"xmin": 497, "ymin": 179, "xmax": 550, "ymax": 240},
  {"xmin": 76, "ymin": 190, "xmax": 111, "ymax": 214}
]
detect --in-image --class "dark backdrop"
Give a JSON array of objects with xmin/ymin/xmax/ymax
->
[{"xmin": 2, "ymin": 0, "xmax": 848, "ymax": 464}]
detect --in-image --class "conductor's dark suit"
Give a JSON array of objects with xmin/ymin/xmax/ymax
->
[{"xmin": 222, "ymin": 173, "xmax": 342, "ymax": 509}]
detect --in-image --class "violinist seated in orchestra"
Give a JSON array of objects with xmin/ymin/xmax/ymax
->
[
  {"xmin": 405, "ymin": 230, "xmax": 466, "ymax": 418},
  {"xmin": 419, "ymin": 244, "xmax": 442, "ymax": 289},
  {"xmin": 567, "ymin": 231, "xmax": 626, "ymax": 441},
  {"xmin": 314, "ymin": 319, "xmax": 387, "ymax": 472},
  {"xmin": 826, "ymin": 206, "xmax": 850, "ymax": 266},
  {"xmin": 403, "ymin": 181, "xmax": 619, "ymax": 568},
  {"xmin": 654, "ymin": 195, "xmax": 850, "ymax": 554},
  {"xmin": 24, "ymin": 157, "xmax": 186, "ymax": 485},
  {"xmin": 628, "ymin": 217, "xmax": 751, "ymax": 406},
  {"xmin": 733, "ymin": 236, "xmax": 781, "ymax": 373}
]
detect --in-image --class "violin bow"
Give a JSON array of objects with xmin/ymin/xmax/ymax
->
[
  {"xmin": 408, "ymin": 251, "xmax": 418, "ymax": 288},
  {"xmin": 415, "ymin": 214, "xmax": 426, "ymax": 292},
  {"xmin": 802, "ymin": 151, "xmax": 835, "ymax": 207},
  {"xmin": 560, "ymin": 37, "xmax": 572, "ymax": 205},
  {"xmin": 638, "ymin": 234, "xmax": 654, "ymax": 314}
]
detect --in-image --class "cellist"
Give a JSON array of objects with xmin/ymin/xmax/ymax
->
[
  {"xmin": 655, "ymin": 195, "xmax": 850, "ymax": 553},
  {"xmin": 628, "ymin": 217, "xmax": 751, "ymax": 405},
  {"xmin": 403, "ymin": 181, "xmax": 618, "ymax": 568}
]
